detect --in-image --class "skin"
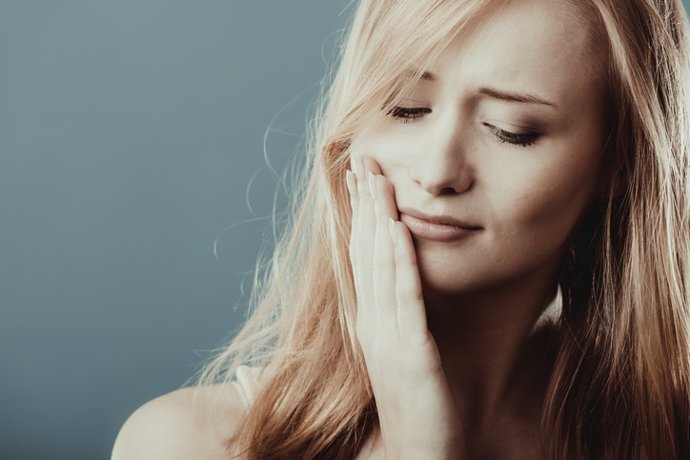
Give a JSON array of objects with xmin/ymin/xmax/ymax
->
[{"xmin": 347, "ymin": 0, "xmax": 610, "ymax": 458}]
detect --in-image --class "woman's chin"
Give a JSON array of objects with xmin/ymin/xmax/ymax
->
[
  {"xmin": 414, "ymin": 245, "xmax": 483, "ymax": 293},
  {"xmin": 417, "ymin": 265, "xmax": 480, "ymax": 296}
]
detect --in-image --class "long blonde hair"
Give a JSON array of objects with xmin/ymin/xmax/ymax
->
[{"xmin": 193, "ymin": 1, "xmax": 690, "ymax": 458}]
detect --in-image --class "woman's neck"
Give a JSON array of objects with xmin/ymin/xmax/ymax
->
[{"xmin": 423, "ymin": 270, "xmax": 561, "ymax": 442}]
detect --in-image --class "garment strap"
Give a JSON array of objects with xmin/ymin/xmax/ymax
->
[{"xmin": 232, "ymin": 365, "xmax": 261, "ymax": 410}]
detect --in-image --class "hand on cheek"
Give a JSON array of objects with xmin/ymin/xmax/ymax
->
[{"xmin": 346, "ymin": 155, "xmax": 465, "ymax": 459}]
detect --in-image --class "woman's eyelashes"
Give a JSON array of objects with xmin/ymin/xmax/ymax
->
[
  {"xmin": 386, "ymin": 106, "xmax": 431, "ymax": 122},
  {"xmin": 386, "ymin": 106, "xmax": 541, "ymax": 148},
  {"xmin": 482, "ymin": 122, "xmax": 540, "ymax": 147}
]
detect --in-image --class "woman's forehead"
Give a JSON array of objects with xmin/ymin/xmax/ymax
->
[{"xmin": 416, "ymin": 0, "xmax": 605, "ymax": 108}]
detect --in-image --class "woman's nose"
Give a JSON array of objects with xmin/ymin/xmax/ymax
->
[{"xmin": 410, "ymin": 114, "xmax": 473, "ymax": 196}]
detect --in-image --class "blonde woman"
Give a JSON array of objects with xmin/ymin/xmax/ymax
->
[{"xmin": 112, "ymin": 0, "xmax": 690, "ymax": 458}]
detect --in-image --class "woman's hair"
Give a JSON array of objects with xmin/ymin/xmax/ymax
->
[{"xmin": 192, "ymin": 0, "xmax": 690, "ymax": 458}]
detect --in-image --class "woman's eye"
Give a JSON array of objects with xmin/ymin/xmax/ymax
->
[
  {"xmin": 483, "ymin": 122, "xmax": 540, "ymax": 147},
  {"xmin": 386, "ymin": 106, "xmax": 431, "ymax": 123}
]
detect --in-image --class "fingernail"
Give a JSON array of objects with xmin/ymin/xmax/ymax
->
[
  {"xmin": 388, "ymin": 218, "xmax": 396, "ymax": 240},
  {"xmin": 368, "ymin": 170, "xmax": 376, "ymax": 198}
]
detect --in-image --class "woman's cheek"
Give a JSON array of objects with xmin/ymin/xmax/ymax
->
[
  {"xmin": 349, "ymin": 131, "xmax": 401, "ymax": 167},
  {"xmin": 505, "ymin": 172, "xmax": 592, "ymax": 254}
]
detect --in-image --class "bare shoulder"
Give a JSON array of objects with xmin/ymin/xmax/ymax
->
[{"xmin": 111, "ymin": 382, "xmax": 246, "ymax": 460}]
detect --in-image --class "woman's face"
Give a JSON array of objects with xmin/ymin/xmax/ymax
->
[{"xmin": 349, "ymin": 0, "xmax": 609, "ymax": 296}]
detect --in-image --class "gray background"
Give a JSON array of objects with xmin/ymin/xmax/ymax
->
[
  {"xmin": 0, "ymin": 2, "xmax": 351, "ymax": 459},
  {"xmin": 1, "ymin": 1, "xmax": 688, "ymax": 459}
]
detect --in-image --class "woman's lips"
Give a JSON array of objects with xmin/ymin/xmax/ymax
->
[{"xmin": 399, "ymin": 212, "xmax": 482, "ymax": 242}]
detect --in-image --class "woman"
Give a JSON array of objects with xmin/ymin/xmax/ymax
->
[{"xmin": 113, "ymin": 0, "xmax": 690, "ymax": 458}]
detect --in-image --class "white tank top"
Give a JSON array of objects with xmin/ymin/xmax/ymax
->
[{"xmin": 232, "ymin": 365, "xmax": 263, "ymax": 410}]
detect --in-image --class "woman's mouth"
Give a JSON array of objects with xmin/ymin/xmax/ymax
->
[{"xmin": 399, "ymin": 212, "xmax": 482, "ymax": 242}]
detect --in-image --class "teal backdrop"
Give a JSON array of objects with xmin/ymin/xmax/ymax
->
[
  {"xmin": 0, "ymin": 2, "xmax": 351, "ymax": 459},
  {"xmin": 1, "ymin": 1, "xmax": 689, "ymax": 459}
]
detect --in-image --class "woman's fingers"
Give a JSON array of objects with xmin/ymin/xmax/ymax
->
[
  {"xmin": 348, "ymin": 156, "xmax": 463, "ymax": 458},
  {"xmin": 350, "ymin": 156, "xmax": 376, "ymax": 329},
  {"xmin": 372, "ymin": 171, "xmax": 405, "ymax": 332},
  {"xmin": 345, "ymin": 168, "xmax": 359, "ymax": 264},
  {"xmin": 371, "ymin": 170, "xmax": 429, "ymax": 341},
  {"xmin": 371, "ymin": 170, "xmax": 398, "ymax": 221},
  {"xmin": 391, "ymin": 220, "xmax": 429, "ymax": 340},
  {"xmin": 362, "ymin": 155, "xmax": 382, "ymax": 176},
  {"xmin": 349, "ymin": 154, "xmax": 426, "ymax": 342},
  {"xmin": 371, "ymin": 172, "xmax": 398, "ymax": 335},
  {"xmin": 348, "ymin": 155, "xmax": 399, "ymax": 339}
]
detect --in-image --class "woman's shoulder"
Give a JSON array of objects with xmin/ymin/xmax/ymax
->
[{"xmin": 111, "ymin": 367, "xmax": 263, "ymax": 459}]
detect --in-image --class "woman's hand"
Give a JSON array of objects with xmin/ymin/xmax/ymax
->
[{"xmin": 346, "ymin": 155, "xmax": 465, "ymax": 460}]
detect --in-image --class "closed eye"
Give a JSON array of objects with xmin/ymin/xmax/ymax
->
[
  {"xmin": 386, "ymin": 106, "xmax": 431, "ymax": 123},
  {"xmin": 483, "ymin": 122, "xmax": 540, "ymax": 147},
  {"xmin": 386, "ymin": 107, "xmax": 541, "ymax": 147}
]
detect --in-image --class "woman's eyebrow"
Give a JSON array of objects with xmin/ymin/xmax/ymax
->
[
  {"xmin": 412, "ymin": 70, "xmax": 558, "ymax": 109},
  {"xmin": 478, "ymin": 86, "xmax": 558, "ymax": 109}
]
